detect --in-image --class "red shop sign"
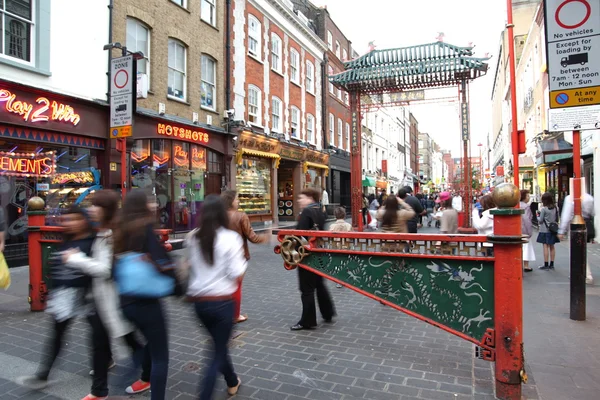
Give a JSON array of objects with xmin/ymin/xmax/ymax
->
[{"xmin": 0, "ymin": 89, "xmax": 81, "ymax": 126}]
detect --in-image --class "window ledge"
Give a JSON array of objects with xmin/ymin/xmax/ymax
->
[
  {"xmin": 290, "ymin": 80, "xmax": 301, "ymax": 88},
  {"xmin": 200, "ymin": 106, "xmax": 218, "ymax": 114},
  {"xmin": 271, "ymin": 68, "xmax": 284, "ymax": 78},
  {"xmin": 169, "ymin": 1, "xmax": 191, "ymax": 13},
  {"xmin": 306, "ymin": 90, "xmax": 316, "ymax": 97},
  {"xmin": 290, "ymin": 135, "xmax": 302, "ymax": 141},
  {"xmin": 167, "ymin": 95, "xmax": 190, "ymax": 105},
  {"xmin": 248, "ymin": 53, "xmax": 263, "ymax": 64},
  {"xmin": 0, "ymin": 58, "xmax": 51, "ymax": 76},
  {"xmin": 248, "ymin": 122, "xmax": 263, "ymax": 129},
  {"xmin": 200, "ymin": 19, "xmax": 219, "ymax": 31}
]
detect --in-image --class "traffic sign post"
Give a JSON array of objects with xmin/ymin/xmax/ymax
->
[
  {"xmin": 109, "ymin": 54, "xmax": 136, "ymax": 201},
  {"xmin": 545, "ymin": 0, "xmax": 600, "ymax": 131}
]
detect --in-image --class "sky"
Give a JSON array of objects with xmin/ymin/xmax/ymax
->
[{"xmin": 311, "ymin": 0, "xmax": 508, "ymax": 157}]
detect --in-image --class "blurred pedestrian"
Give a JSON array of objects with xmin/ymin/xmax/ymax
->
[
  {"xmin": 558, "ymin": 191, "xmax": 595, "ymax": 284},
  {"xmin": 114, "ymin": 190, "xmax": 175, "ymax": 399},
  {"xmin": 185, "ymin": 195, "xmax": 245, "ymax": 399},
  {"xmin": 221, "ymin": 190, "xmax": 270, "ymax": 323},
  {"xmin": 19, "ymin": 206, "xmax": 96, "ymax": 393},
  {"xmin": 329, "ymin": 206, "xmax": 352, "ymax": 288},
  {"xmin": 472, "ymin": 194, "xmax": 496, "ymax": 256},
  {"xmin": 291, "ymin": 188, "xmax": 336, "ymax": 330},
  {"xmin": 520, "ymin": 190, "xmax": 535, "ymax": 272}
]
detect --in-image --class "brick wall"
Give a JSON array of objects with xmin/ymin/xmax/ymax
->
[{"xmin": 112, "ymin": 0, "xmax": 225, "ymax": 125}]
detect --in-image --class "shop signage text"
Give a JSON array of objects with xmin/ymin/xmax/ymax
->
[
  {"xmin": 0, "ymin": 151, "xmax": 55, "ymax": 177},
  {"xmin": 305, "ymin": 151, "xmax": 329, "ymax": 165},
  {"xmin": 280, "ymin": 146, "xmax": 305, "ymax": 161},
  {"xmin": 157, "ymin": 123, "xmax": 210, "ymax": 144},
  {"xmin": 192, "ymin": 147, "xmax": 206, "ymax": 169},
  {"xmin": 51, "ymin": 171, "xmax": 94, "ymax": 185},
  {"xmin": 238, "ymin": 132, "xmax": 279, "ymax": 153},
  {"xmin": 0, "ymin": 89, "xmax": 81, "ymax": 126},
  {"xmin": 174, "ymin": 145, "xmax": 189, "ymax": 167},
  {"xmin": 461, "ymin": 102, "xmax": 469, "ymax": 141}
]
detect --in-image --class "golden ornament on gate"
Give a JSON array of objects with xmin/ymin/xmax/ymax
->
[
  {"xmin": 28, "ymin": 196, "xmax": 46, "ymax": 211},
  {"xmin": 492, "ymin": 183, "xmax": 520, "ymax": 208}
]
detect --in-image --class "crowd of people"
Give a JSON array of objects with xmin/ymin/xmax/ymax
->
[{"xmin": 16, "ymin": 188, "xmax": 276, "ymax": 400}]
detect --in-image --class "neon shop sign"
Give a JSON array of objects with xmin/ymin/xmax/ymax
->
[
  {"xmin": 157, "ymin": 123, "xmax": 209, "ymax": 144},
  {"xmin": 0, "ymin": 151, "xmax": 56, "ymax": 177},
  {"xmin": 0, "ymin": 89, "xmax": 81, "ymax": 126}
]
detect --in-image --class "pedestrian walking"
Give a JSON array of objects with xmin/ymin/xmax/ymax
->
[
  {"xmin": 291, "ymin": 188, "xmax": 336, "ymax": 330},
  {"xmin": 185, "ymin": 195, "xmax": 245, "ymax": 399},
  {"xmin": 221, "ymin": 190, "xmax": 270, "ymax": 323},
  {"xmin": 329, "ymin": 206, "xmax": 352, "ymax": 232},
  {"xmin": 558, "ymin": 191, "xmax": 595, "ymax": 284},
  {"xmin": 362, "ymin": 194, "xmax": 369, "ymax": 226},
  {"xmin": 435, "ymin": 192, "xmax": 458, "ymax": 234},
  {"xmin": 520, "ymin": 190, "xmax": 535, "ymax": 272},
  {"xmin": 376, "ymin": 195, "xmax": 415, "ymax": 233},
  {"xmin": 398, "ymin": 186, "xmax": 425, "ymax": 233},
  {"xmin": 114, "ymin": 190, "xmax": 174, "ymax": 399},
  {"xmin": 19, "ymin": 206, "xmax": 96, "ymax": 391},
  {"xmin": 471, "ymin": 194, "xmax": 496, "ymax": 256},
  {"xmin": 61, "ymin": 190, "xmax": 144, "ymax": 400},
  {"xmin": 536, "ymin": 192, "xmax": 560, "ymax": 270}
]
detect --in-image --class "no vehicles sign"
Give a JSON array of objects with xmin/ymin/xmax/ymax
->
[
  {"xmin": 109, "ymin": 55, "xmax": 134, "ymax": 136},
  {"xmin": 545, "ymin": 0, "xmax": 600, "ymax": 130}
]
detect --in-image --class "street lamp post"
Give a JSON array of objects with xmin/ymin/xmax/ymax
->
[{"xmin": 478, "ymin": 142, "xmax": 483, "ymax": 188}]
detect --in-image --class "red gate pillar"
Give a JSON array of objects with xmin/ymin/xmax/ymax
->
[
  {"xmin": 349, "ymin": 91, "xmax": 363, "ymax": 231},
  {"xmin": 490, "ymin": 183, "xmax": 525, "ymax": 399},
  {"xmin": 27, "ymin": 196, "xmax": 47, "ymax": 312}
]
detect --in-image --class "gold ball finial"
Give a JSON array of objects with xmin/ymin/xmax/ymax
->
[
  {"xmin": 492, "ymin": 183, "xmax": 520, "ymax": 208},
  {"xmin": 28, "ymin": 196, "xmax": 46, "ymax": 211}
]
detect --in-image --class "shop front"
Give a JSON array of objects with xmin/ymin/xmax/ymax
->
[
  {"xmin": 0, "ymin": 80, "xmax": 108, "ymax": 266},
  {"xmin": 328, "ymin": 151, "xmax": 350, "ymax": 210},
  {"xmin": 278, "ymin": 144, "xmax": 306, "ymax": 221},
  {"xmin": 130, "ymin": 113, "xmax": 230, "ymax": 232},
  {"xmin": 535, "ymin": 134, "xmax": 573, "ymax": 207},
  {"xmin": 235, "ymin": 131, "xmax": 280, "ymax": 223}
]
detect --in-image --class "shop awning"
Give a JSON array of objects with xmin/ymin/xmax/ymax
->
[
  {"xmin": 236, "ymin": 148, "xmax": 281, "ymax": 167},
  {"xmin": 376, "ymin": 180, "xmax": 388, "ymax": 189},
  {"xmin": 362, "ymin": 176, "xmax": 376, "ymax": 187},
  {"xmin": 303, "ymin": 161, "xmax": 329, "ymax": 176}
]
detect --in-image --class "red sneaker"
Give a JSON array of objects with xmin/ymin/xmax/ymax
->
[
  {"xmin": 126, "ymin": 380, "xmax": 151, "ymax": 394},
  {"xmin": 81, "ymin": 395, "xmax": 107, "ymax": 400}
]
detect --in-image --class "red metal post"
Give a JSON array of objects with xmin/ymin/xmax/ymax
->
[
  {"xmin": 506, "ymin": 0, "xmax": 520, "ymax": 187},
  {"xmin": 349, "ymin": 91, "xmax": 363, "ymax": 231},
  {"xmin": 27, "ymin": 206, "xmax": 46, "ymax": 312},
  {"xmin": 119, "ymin": 138, "xmax": 127, "ymax": 201},
  {"xmin": 491, "ymin": 183, "xmax": 524, "ymax": 399},
  {"xmin": 573, "ymin": 130, "xmax": 582, "ymax": 216}
]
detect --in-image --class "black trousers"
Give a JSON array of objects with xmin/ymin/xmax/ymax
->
[
  {"xmin": 297, "ymin": 268, "xmax": 336, "ymax": 327},
  {"xmin": 362, "ymin": 207, "xmax": 368, "ymax": 225},
  {"xmin": 37, "ymin": 319, "xmax": 72, "ymax": 380},
  {"xmin": 87, "ymin": 312, "xmax": 110, "ymax": 397}
]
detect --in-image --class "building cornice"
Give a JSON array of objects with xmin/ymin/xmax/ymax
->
[{"xmin": 253, "ymin": 0, "xmax": 328, "ymax": 55}]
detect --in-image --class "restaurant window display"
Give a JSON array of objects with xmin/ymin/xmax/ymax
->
[
  {"xmin": 131, "ymin": 139, "xmax": 208, "ymax": 231},
  {"xmin": 236, "ymin": 156, "xmax": 272, "ymax": 215},
  {"xmin": 0, "ymin": 142, "xmax": 100, "ymax": 265}
]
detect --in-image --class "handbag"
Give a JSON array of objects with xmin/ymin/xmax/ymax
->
[
  {"xmin": 114, "ymin": 252, "xmax": 175, "ymax": 298},
  {"xmin": 544, "ymin": 208, "xmax": 559, "ymax": 234},
  {"xmin": 0, "ymin": 252, "xmax": 10, "ymax": 290}
]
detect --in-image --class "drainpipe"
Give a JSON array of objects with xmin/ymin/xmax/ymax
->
[
  {"xmin": 225, "ymin": 0, "xmax": 232, "ymax": 113},
  {"xmin": 321, "ymin": 54, "xmax": 330, "ymax": 193}
]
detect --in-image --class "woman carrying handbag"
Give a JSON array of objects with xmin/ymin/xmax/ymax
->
[{"xmin": 113, "ymin": 190, "xmax": 178, "ymax": 400}]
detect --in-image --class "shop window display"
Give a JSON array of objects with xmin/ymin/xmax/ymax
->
[
  {"xmin": 236, "ymin": 157, "xmax": 271, "ymax": 215},
  {"xmin": 305, "ymin": 168, "xmax": 322, "ymax": 190}
]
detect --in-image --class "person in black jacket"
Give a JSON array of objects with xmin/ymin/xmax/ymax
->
[
  {"xmin": 398, "ymin": 186, "xmax": 425, "ymax": 233},
  {"xmin": 291, "ymin": 188, "xmax": 336, "ymax": 331},
  {"xmin": 20, "ymin": 206, "xmax": 96, "ymax": 390}
]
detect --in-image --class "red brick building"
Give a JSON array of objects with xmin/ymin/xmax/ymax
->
[
  {"xmin": 294, "ymin": 2, "xmax": 353, "ymax": 209},
  {"xmin": 229, "ymin": 0, "xmax": 328, "ymax": 223}
]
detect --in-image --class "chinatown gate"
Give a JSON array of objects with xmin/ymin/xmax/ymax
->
[{"xmin": 275, "ymin": 42, "xmax": 527, "ymax": 400}]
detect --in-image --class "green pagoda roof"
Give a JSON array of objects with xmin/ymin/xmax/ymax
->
[{"xmin": 331, "ymin": 42, "xmax": 490, "ymax": 93}]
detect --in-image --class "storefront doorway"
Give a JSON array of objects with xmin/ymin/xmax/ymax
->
[{"xmin": 278, "ymin": 161, "xmax": 297, "ymax": 221}]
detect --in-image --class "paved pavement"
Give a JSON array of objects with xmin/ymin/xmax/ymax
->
[{"xmin": 0, "ymin": 224, "xmax": 597, "ymax": 399}]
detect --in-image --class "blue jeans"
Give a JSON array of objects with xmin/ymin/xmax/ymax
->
[
  {"xmin": 194, "ymin": 300, "xmax": 238, "ymax": 400},
  {"xmin": 123, "ymin": 300, "xmax": 169, "ymax": 400}
]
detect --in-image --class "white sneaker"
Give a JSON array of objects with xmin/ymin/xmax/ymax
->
[
  {"xmin": 89, "ymin": 359, "xmax": 116, "ymax": 376},
  {"xmin": 586, "ymin": 277, "xmax": 594, "ymax": 285}
]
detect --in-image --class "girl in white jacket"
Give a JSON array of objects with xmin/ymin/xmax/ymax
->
[{"xmin": 63, "ymin": 190, "xmax": 142, "ymax": 400}]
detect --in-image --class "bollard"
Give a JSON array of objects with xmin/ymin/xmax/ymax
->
[
  {"xmin": 27, "ymin": 197, "xmax": 47, "ymax": 312},
  {"xmin": 489, "ymin": 183, "xmax": 524, "ymax": 400}
]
